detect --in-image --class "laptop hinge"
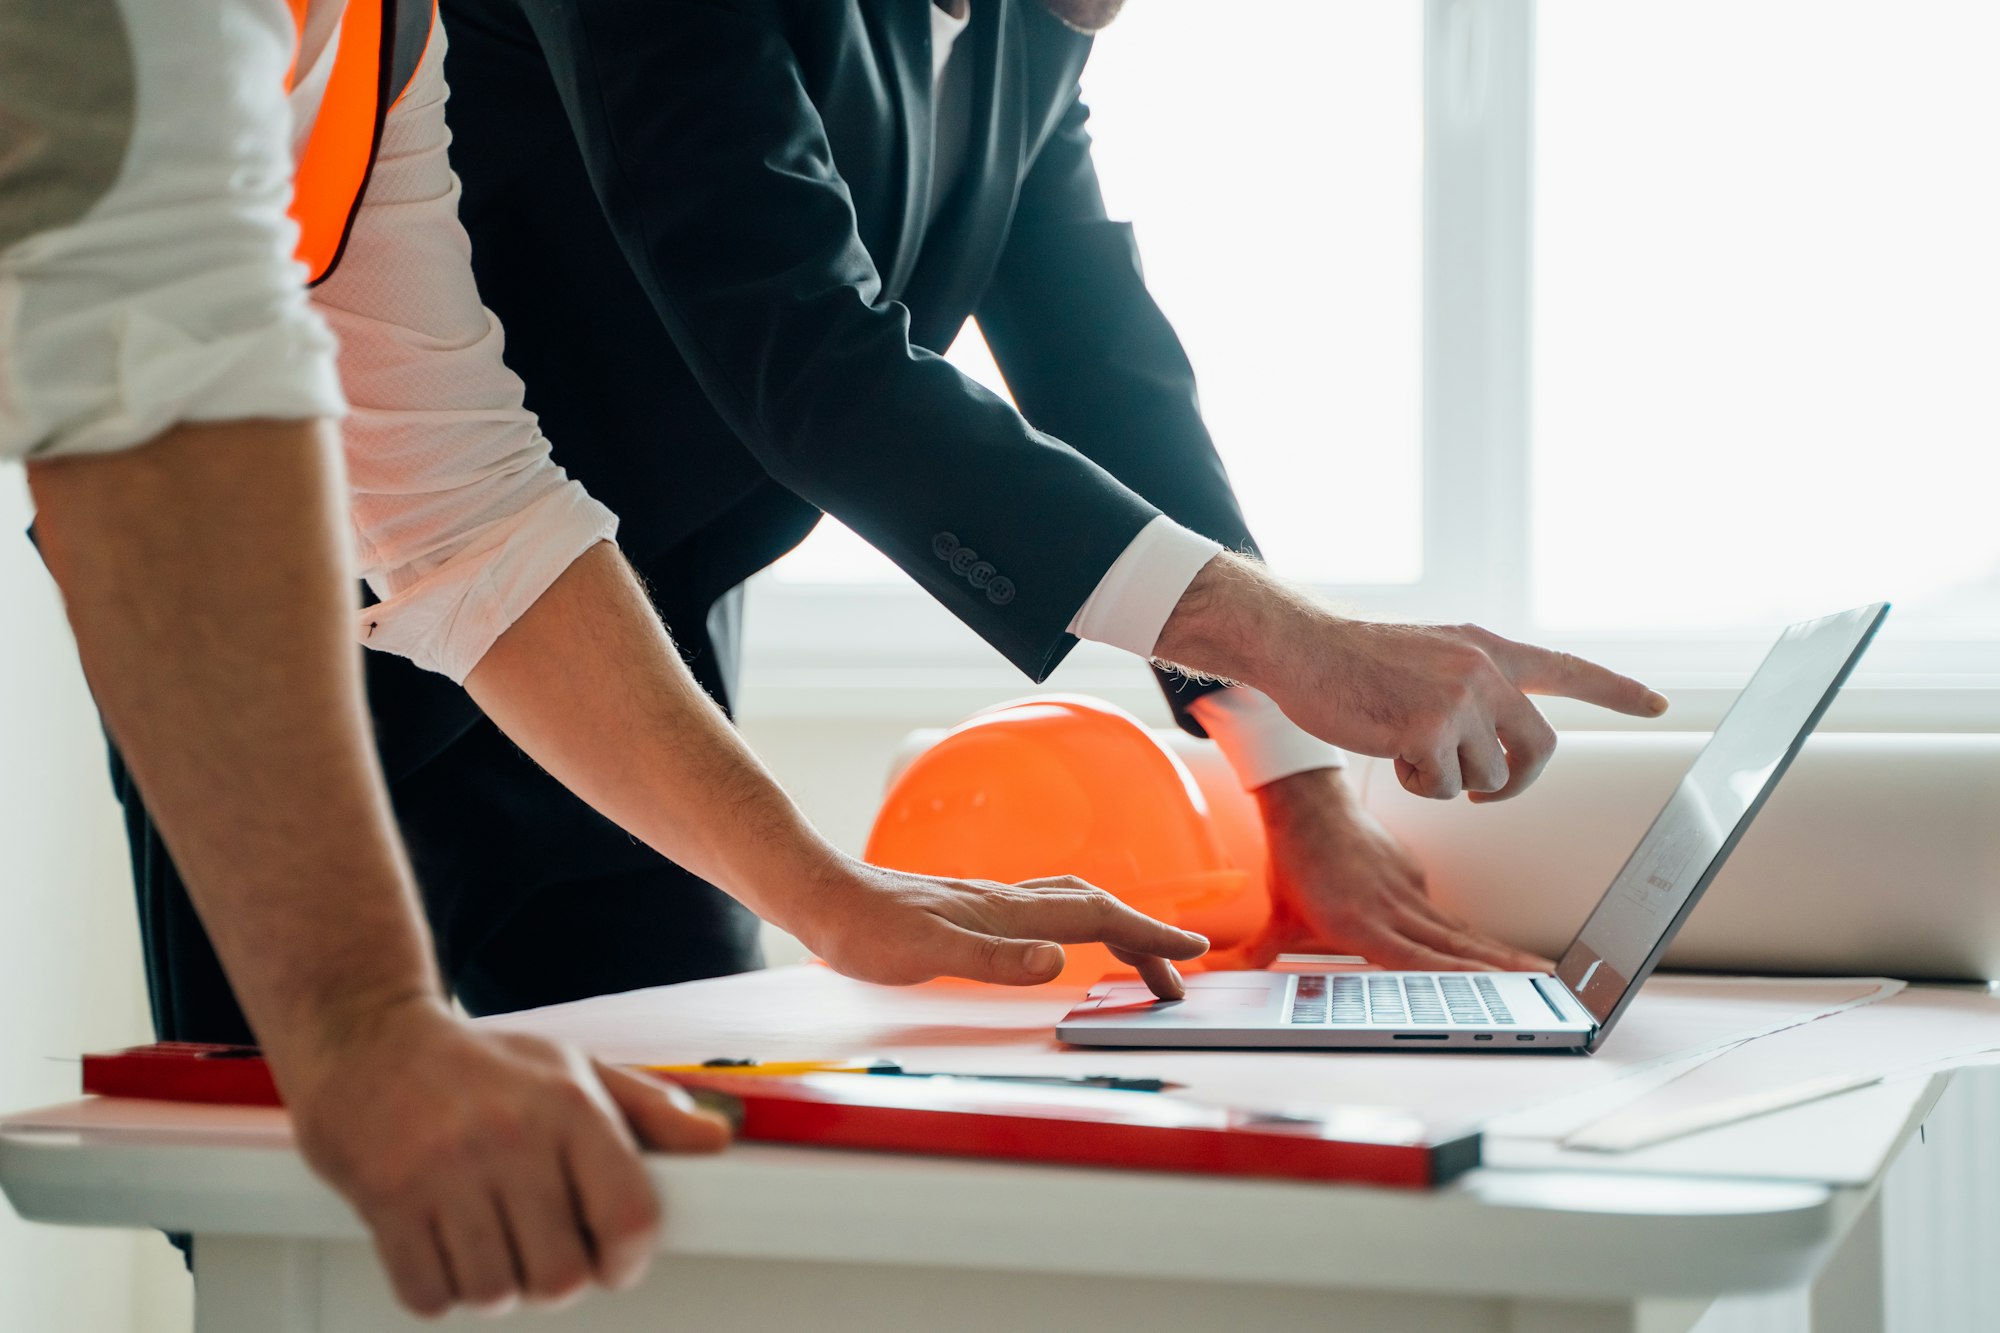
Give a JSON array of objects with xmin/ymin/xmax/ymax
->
[{"xmin": 1532, "ymin": 976, "xmax": 1581, "ymax": 1025}]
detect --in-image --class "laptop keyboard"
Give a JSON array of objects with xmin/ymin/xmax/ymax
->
[{"xmin": 1288, "ymin": 974, "xmax": 1517, "ymax": 1026}]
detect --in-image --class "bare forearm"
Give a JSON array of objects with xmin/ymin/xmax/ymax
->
[
  {"xmin": 462, "ymin": 543, "xmax": 837, "ymax": 929},
  {"xmin": 28, "ymin": 420, "xmax": 444, "ymax": 1066}
]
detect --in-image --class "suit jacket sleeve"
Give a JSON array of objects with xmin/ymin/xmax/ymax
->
[
  {"xmin": 975, "ymin": 86, "xmax": 1261, "ymax": 734},
  {"xmin": 502, "ymin": 0, "xmax": 1160, "ymax": 680}
]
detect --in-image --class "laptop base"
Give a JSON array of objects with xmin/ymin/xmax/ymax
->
[{"xmin": 1057, "ymin": 971, "xmax": 1596, "ymax": 1051}]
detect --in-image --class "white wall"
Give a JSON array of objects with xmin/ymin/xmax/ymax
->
[{"xmin": 0, "ymin": 474, "xmax": 193, "ymax": 1332}]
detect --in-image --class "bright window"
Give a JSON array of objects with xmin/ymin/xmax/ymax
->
[
  {"xmin": 749, "ymin": 1, "xmax": 1999, "ymax": 721},
  {"xmin": 1534, "ymin": 1, "xmax": 2000, "ymax": 638},
  {"xmin": 771, "ymin": 1, "xmax": 1423, "ymax": 586}
]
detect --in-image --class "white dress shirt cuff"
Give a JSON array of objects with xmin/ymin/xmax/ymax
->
[
  {"xmin": 1188, "ymin": 686, "xmax": 1347, "ymax": 790},
  {"xmin": 1065, "ymin": 514, "xmax": 1223, "ymax": 657},
  {"xmin": 359, "ymin": 483, "xmax": 620, "ymax": 684}
]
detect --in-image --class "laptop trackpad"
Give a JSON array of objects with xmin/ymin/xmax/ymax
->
[{"xmin": 1087, "ymin": 977, "xmax": 1282, "ymax": 1022}]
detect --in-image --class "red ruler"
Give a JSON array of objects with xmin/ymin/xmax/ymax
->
[
  {"xmin": 84, "ymin": 1042, "xmax": 279, "ymax": 1106},
  {"xmin": 82, "ymin": 1042, "xmax": 1479, "ymax": 1189}
]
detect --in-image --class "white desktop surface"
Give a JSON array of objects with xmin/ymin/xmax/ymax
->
[{"xmin": 0, "ymin": 968, "xmax": 1971, "ymax": 1333}]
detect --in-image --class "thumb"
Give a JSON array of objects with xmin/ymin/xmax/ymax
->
[
  {"xmin": 934, "ymin": 924, "xmax": 1067, "ymax": 986},
  {"xmin": 596, "ymin": 1062, "xmax": 733, "ymax": 1153}
]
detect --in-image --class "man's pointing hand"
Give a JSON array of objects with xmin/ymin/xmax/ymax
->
[{"xmin": 1152, "ymin": 554, "xmax": 1668, "ymax": 801}]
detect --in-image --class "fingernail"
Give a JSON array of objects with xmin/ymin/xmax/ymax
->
[
  {"xmin": 1025, "ymin": 943, "xmax": 1063, "ymax": 975},
  {"xmin": 1167, "ymin": 962, "xmax": 1186, "ymax": 994},
  {"xmin": 1646, "ymin": 691, "xmax": 1670, "ymax": 715},
  {"xmin": 1183, "ymin": 931, "xmax": 1210, "ymax": 951}
]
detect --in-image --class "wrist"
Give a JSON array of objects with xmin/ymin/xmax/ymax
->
[
  {"xmin": 718, "ymin": 817, "xmax": 853, "ymax": 937},
  {"xmin": 1152, "ymin": 554, "xmax": 1307, "ymax": 690},
  {"xmin": 1255, "ymin": 764, "xmax": 1357, "ymax": 825},
  {"xmin": 264, "ymin": 982, "xmax": 452, "ymax": 1092}
]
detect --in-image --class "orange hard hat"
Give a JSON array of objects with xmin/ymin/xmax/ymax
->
[{"xmin": 864, "ymin": 696, "xmax": 1272, "ymax": 986}]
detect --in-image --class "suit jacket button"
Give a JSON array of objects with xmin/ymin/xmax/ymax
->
[
  {"xmin": 949, "ymin": 547, "xmax": 978, "ymax": 576},
  {"xmin": 968, "ymin": 561, "xmax": 995, "ymax": 589},
  {"xmin": 932, "ymin": 532, "xmax": 960, "ymax": 560},
  {"xmin": 986, "ymin": 576, "xmax": 1015, "ymax": 606}
]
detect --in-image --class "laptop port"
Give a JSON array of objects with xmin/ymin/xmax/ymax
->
[
  {"xmin": 1473, "ymin": 1034, "xmax": 1494, "ymax": 1041},
  {"xmin": 1392, "ymin": 1034, "xmax": 1449, "ymax": 1041},
  {"xmin": 1516, "ymin": 1035, "xmax": 1536, "ymax": 1041}
]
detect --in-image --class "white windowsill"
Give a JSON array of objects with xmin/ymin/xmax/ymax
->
[
  {"xmin": 737, "ymin": 666, "xmax": 2000, "ymax": 734},
  {"xmin": 739, "ymin": 582, "xmax": 2000, "ymax": 732}
]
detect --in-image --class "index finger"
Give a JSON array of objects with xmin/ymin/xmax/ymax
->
[
  {"xmin": 1004, "ymin": 879, "xmax": 1210, "ymax": 960},
  {"xmin": 1108, "ymin": 946, "xmax": 1188, "ymax": 1000},
  {"xmin": 1487, "ymin": 638, "xmax": 1669, "ymax": 719}
]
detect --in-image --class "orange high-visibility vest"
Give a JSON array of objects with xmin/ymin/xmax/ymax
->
[{"xmin": 284, "ymin": 0, "xmax": 437, "ymax": 285}]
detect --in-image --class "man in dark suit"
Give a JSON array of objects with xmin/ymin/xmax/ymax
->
[
  {"xmin": 381, "ymin": 0, "xmax": 1665, "ymax": 995},
  {"xmin": 120, "ymin": 0, "xmax": 1661, "ymax": 1067}
]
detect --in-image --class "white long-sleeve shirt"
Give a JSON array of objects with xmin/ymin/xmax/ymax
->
[{"xmin": 298, "ymin": 14, "xmax": 619, "ymax": 682}]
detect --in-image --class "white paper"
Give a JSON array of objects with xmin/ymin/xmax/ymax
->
[
  {"xmin": 1551, "ymin": 983, "xmax": 2000, "ymax": 1152},
  {"xmin": 1486, "ymin": 977, "xmax": 1904, "ymax": 1140},
  {"xmin": 476, "ymin": 966, "xmax": 1903, "ymax": 1135},
  {"xmin": 1485, "ymin": 1073, "xmax": 1944, "ymax": 1185}
]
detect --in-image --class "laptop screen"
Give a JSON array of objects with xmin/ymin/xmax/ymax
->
[{"xmin": 1553, "ymin": 603, "xmax": 1888, "ymax": 1036}]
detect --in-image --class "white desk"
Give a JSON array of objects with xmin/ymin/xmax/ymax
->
[{"xmin": 0, "ymin": 970, "xmax": 1973, "ymax": 1333}]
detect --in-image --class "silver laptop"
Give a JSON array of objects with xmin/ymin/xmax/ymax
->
[{"xmin": 1058, "ymin": 603, "xmax": 1890, "ymax": 1054}]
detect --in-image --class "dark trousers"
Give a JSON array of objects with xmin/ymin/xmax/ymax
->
[{"xmin": 112, "ymin": 585, "xmax": 765, "ymax": 1047}]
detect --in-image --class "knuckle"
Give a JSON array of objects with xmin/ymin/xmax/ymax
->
[
  {"xmin": 349, "ymin": 1152, "xmax": 422, "ymax": 1206},
  {"xmin": 496, "ymin": 1031, "xmax": 559, "ymax": 1065},
  {"xmin": 1464, "ymin": 654, "xmax": 1504, "ymax": 690},
  {"xmin": 977, "ymin": 933, "xmax": 1012, "ymax": 974},
  {"xmin": 543, "ymin": 1076, "xmax": 600, "ymax": 1121},
  {"xmin": 438, "ymin": 1117, "xmax": 496, "ymax": 1167},
  {"xmin": 1552, "ymin": 649, "xmax": 1594, "ymax": 682},
  {"xmin": 1415, "ymin": 716, "xmax": 1458, "ymax": 755},
  {"xmin": 475, "ymin": 1104, "xmax": 535, "ymax": 1152},
  {"xmin": 609, "ymin": 1193, "xmax": 662, "ymax": 1241}
]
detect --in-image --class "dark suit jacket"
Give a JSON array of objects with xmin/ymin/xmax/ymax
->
[{"xmin": 369, "ymin": 0, "xmax": 1260, "ymax": 778}]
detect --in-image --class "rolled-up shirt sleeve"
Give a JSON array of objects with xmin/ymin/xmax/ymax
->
[{"xmin": 309, "ymin": 24, "xmax": 617, "ymax": 683}]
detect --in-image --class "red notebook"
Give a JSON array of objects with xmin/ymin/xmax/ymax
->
[{"xmin": 82, "ymin": 1042, "xmax": 1479, "ymax": 1190}]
